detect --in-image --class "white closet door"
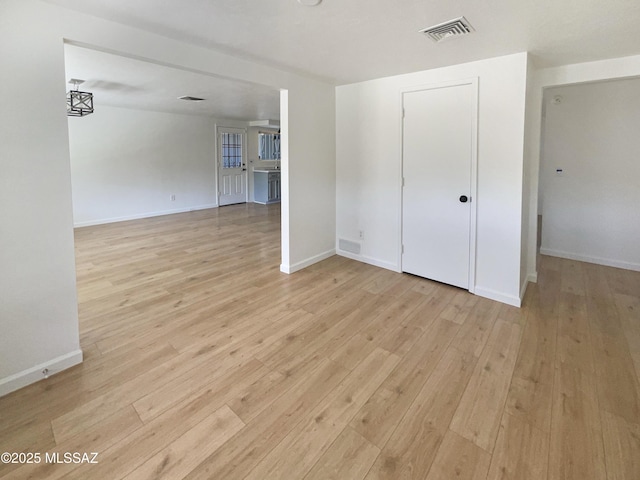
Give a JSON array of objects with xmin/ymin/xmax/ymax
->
[{"xmin": 402, "ymin": 82, "xmax": 476, "ymax": 289}]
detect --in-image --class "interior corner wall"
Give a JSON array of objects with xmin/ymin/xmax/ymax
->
[
  {"xmin": 0, "ymin": 0, "xmax": 335, "ymax": 396},
  {"xmin": 539, "ymin": 77, "xmax": 640, "ymax": 271},
  {"xmin": 69, "ymin": 105, "xmax": 221, "ymax": 227},
  {"xmin": 336, "ymin": 52, "xmax": 528, "ymax": 306}
]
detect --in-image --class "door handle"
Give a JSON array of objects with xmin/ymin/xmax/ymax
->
[{"xmin": 459, "ymin": 195, "xmax": 468, "ymax": 203}]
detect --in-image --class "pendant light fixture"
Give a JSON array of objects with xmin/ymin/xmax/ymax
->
[{"xmin": 67, "ymin": 79, "xmax": 94, "ymax": 117}]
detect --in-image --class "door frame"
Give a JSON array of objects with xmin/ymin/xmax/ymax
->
[
  {"xmin": 398, "ymin": 78, "xmax": 479, "ymax": 293},
  {"xmin": 216, "ymin": 125, "xmax": 248, "ymax": 205}
]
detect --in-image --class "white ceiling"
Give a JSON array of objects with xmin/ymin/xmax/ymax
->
[
  {"xmin": 64, "ymin": 44, "xmax": 281, "ymax": 120},
  {"xmin": 56, "ymin": 0, "xmax": 640, "ymax": 119},
  {"xmin": 48, "ymin": 0, "xmax": 640, "ymax": 86}
]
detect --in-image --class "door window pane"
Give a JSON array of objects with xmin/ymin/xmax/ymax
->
[{"xmin": 222, "ymin": 133, "xmax": 242, "ymax": 168}]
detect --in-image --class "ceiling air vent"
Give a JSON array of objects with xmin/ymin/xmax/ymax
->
[
  {"xmin": 419, "ymin": 16, "xmax": 474, "ymax": 43},
  {"xmin": 178, "ymin": 95, "xmax": 205, "ymax": 101}
]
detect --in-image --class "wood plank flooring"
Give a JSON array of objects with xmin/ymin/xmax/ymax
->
[{"xmin": 1, "ymin": 203, "xmax": 639, "ymax": 479}]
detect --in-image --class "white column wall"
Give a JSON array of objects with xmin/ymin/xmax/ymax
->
[
  {"xmin": 0, "ymin": 1, "xmax": 82, "ymax": 394},
  {"xmin": 0, "ymin": 0, "xmax": 335, "ymax": 395}
]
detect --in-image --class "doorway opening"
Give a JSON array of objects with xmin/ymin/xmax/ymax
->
[{"xmin": 538, "ymin": 77, "xmax": 640, "ymax": 272}]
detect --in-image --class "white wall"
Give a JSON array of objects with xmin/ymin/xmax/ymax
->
[
  {"xmin": 336, "ymin": 53, "xmax": 529, "ymax": 306},
  {"xmin": 69, "ymin": 106, "xmax": 223, "ymax": 226},
  {"xmin": 0, "ymin": 0, "xmax": 82, "ymax": 395},
  {"xmin": 539, "ymin": 78, "xmax": 640, "ymax": 270},
  {"xmin": 523, "ymin": 54, "xmax": 640, "ymax": 284},
  {"xmin": 0, "ymin": 0, "xmax": 335, "ymax": 395}
]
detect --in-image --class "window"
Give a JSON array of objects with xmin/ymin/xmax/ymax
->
[
  {"xmin": 221, "ymin": 132, "xmax": 243, "ymax": 168},
  {"xmin": 258, "ymin": 131, "xmax": 281, "ymax": 160}
]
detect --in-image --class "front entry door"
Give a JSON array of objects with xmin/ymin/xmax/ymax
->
[
  {"xmin": 218, "ymin": 128, "xmax": 247, "ymax": 206},
  {"xmin": 401, "ymin": 81, "xmax": 477, "ymax": 289}
]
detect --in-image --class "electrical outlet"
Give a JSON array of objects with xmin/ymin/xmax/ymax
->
[{"xmin": 170, "ymin": 194, "xmax": 176, "ymax": 201}]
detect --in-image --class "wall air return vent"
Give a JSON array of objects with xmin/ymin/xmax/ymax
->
[
  {"xmin": 178, "ymin": 95, "xmax": 205, "ymax": 101},
  {"xmin": 419, "ymin": 16, "xmax": 474, "ymax": 43},
  {"xmin": 338, "ymin": 239, "xmax": 361, "ymax": 255}
]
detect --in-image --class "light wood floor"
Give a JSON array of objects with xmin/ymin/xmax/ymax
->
[{"xmin": 1, "ymin": 203, "xmax": 639, "ymax": 479}]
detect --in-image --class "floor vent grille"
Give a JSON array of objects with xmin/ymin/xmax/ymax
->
[{"xmin": 419, "ymin": 16, "xmax": 474, "ymax": 43}]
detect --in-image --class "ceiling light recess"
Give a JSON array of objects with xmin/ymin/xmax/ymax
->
[
  {"xmin": 419, "ymin": 16, "xmax": 474, "ymax": 43},
  {"xmin": 178, "ymin": 95, "xmax": 205, "ymax": 101},
  {"xmin": 298, "ymin": 0, "xmax": 322, "ymax": 5}
]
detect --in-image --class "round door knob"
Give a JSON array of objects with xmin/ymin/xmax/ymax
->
[{"xmin": 459, "ymin": 195, "xmax": 468, "ymax": 203}]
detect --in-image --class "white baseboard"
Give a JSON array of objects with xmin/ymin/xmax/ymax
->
[
  {"xmin": 280, "ymin": 249, "xmax": 336, "ymax": 274},
  {"xmin": 474, "ymin": 287, "xmax": 521, "ymax": 308},
  {"xmin": 0, "ymin": 349, "xmax": 83, "ymax": 397},
  {"xmin": 338, "ymin": 250, "xmax": 521, "ymax": 307},
  {"xmin": 74, "ymin": 204, "xmax": 219, "ymax": 228},
  {"xmin": 540, "ymin": 248, "xmax": 640, "ymax": 272},
  {"xmin": 336, "ymin": 250, "xmax": 400, "ymax": 273}
]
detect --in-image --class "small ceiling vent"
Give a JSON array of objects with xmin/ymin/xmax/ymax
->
[
  {"xmin": 178, "ymin": 95, "xmax": 205, "ymax": 102},
  {"xmin": 419, "ymin": 16, "xmax": 474, "ymax": 43}
]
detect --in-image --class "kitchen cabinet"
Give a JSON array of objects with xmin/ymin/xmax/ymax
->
[{"xmin": 254, "ymin": 169, "xmax": 281, "ymax": 204}]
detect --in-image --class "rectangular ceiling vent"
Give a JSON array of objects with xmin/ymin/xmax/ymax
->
[
  {"xmin": 178, "ymin": 95, "xmax": 205, "ymax": 102},
  {"xmin": 419, "ymin": 16, "xmax": 474, "ymax": 43}
]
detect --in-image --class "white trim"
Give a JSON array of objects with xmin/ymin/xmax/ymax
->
[
  {"xmin": 396, "ymin": 85, "xmax": 406, "ymax": 272},
  {"xmin": 401, "ymin": 77, "xmax": 479, "ymax": 94},
  {"xmin": 540, "ymin": 248, "xmax": 640, "ymax": 272},
  {"xmin": 279, "ymin": 89, "xmax": 290, "ymax": 273},
  {"xmin": 520, "ymin": 279, "xmax": 528, "ymax": 303},
  {"xmin": 474, "ymin": 287, "xmax": 521, "ymax": 307},
  {"xmin": 467, "ymin": 78, "xmax": 479, "ymax": 293},
  {"xmin": 398, "ymin": 77, "xmax": 479, "ymax": 292},
  {"xmin": 519, "ymin": 272, "xmax": 538, "ymax": 305},
  {"xmin": 337, "ymin": 250, "xmax": 400, "ymax": 273},
  {"xmin": 280, "ymin": 249, "xmax": 336, "ymax": 274},
  {"xmin": 74, "ymin": 204, "xmax": 218, "ymax": 228},
  {"xmin": 0, "ymin": 349, "xmax": 83, "ymax": 397}
]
